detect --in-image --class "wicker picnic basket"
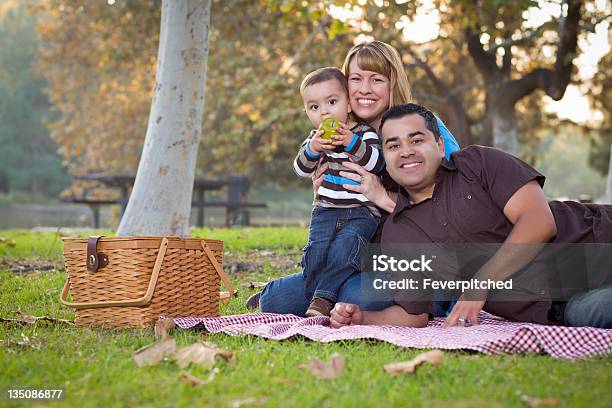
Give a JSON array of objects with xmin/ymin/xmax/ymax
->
[{"xmin": 60, "ymin": 236, "xmax": 235, "ymax": 328}]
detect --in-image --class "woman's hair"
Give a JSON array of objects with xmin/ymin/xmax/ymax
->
[{"xmin": 342, "ymin": 41, "xmax": 412, "ymax": 107}]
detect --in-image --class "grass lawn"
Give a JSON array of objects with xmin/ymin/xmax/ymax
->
[{"xmin": 0, "ymin": 228, "xmax": 610, "ymax": 408}]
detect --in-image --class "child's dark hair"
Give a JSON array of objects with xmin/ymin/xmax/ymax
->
[
  {"xmin": 379, "ymin": 103, "xmax": 441, "ymax": 141},
  {"xmin": 300, "ymin": 67, "xmax": 348, "ymax": 96}
]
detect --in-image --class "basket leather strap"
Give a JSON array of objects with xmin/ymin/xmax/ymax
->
[
  {"xmin": 200, "ymin": 240, "xmax": 236, "ymax": 304},
  {"xmin": 60, "ymin": 237, "xmax": 169, "ymax": 309},
  {"xmin": 87, "ymin": 236, "xmax": 108, "ymax": 272}
]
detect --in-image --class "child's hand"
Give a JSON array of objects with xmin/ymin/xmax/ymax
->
[
  {"xmin": 331, "ymin": 123, "xmax": 356, "ymax": 147},
  {"xmin": 330, "ymin": 303, "xmax": 363, "ymax": 328},
  {"xmin": 309, "ymin": 129, "xmax": 335, "ymax": 153}
]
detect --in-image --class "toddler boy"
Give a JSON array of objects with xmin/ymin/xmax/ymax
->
[{"xmin": 293, "ymin": 67, "xmax": 384, "ymax": 317}]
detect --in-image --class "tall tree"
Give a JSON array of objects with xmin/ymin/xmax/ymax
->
[
  {"xmin": 363, "ymin": 0, "xmax": 604, "ymax": 156},
  {"xmin": 117, "ymin": 0, "xmax": 211, "ymax": 236},
  {"xmin": 463, "ymin": 0, "xmax": 583, "ymax": 155}
]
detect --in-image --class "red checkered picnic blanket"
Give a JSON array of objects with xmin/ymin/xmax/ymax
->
[{"xmin": 174, "ymin": 312, "xmax": 612, "ymax": 360}]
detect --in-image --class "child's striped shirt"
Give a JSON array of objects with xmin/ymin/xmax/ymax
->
[{"xmin": 293, "ymin": 122, "xmax": 384, "ymax": 217}]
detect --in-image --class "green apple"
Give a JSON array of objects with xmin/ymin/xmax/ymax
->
[{"xmin": 320, "ymin": 117, "xmax": 340, "ymax": 140}]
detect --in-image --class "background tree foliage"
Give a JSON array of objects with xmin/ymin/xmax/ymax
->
[
  {"xmin": 587, "ymin": 48, "xmax": 611, "ymax": 177},
  {"xmin": 33, "ymin": 0, "xmax": 160, "ymax": 177},
  {"xmin": 31, "ymin": 0, "xmax": 610, "ymax": 191},
  {"xmin": 0, "ymin": 0, "xmax": 69, "ymax": 196}
]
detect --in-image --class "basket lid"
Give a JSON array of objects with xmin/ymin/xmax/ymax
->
[{"xmin": 62, "ymin": 236, "xmax": 222, "ymax": 251}]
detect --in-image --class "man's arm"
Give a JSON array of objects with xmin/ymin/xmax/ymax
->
[
  {"xmin": 475, "ymin": 179, "xmax": 557, "ymax": 281},
  {"xmin": 444, "ymin": 180, "xmax": 557, "ymax": 327},
  {"xmin": 330, "ymin": 303, "xmax": 428, "ymax": 328}
]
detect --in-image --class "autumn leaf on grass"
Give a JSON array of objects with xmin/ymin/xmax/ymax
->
[
  {"xmin": 384, "ymin": 350, "xmax": 444, "ymax": 375},
  {"xmin": 240, "ymin": 281, "xmax": 270, "ymax": 290},
  {"xmin": 3, "ymin": 308, "xmax": 75, "ymax": 326},
  {"xmin": 172, "ymin": 342, "xmax": 233, "ymax": 369},
  {"xmin": 15, "ymin": 333, "xmax": 45, "ymax": 350},
  {"xmin": 179, "ymin": 368, "xmax": 219, "ymax": 386},
  {"xmin": 520, "ymin": 395, "xmax": 560, "ymax": 407},
  {"xmin": 299, "ymin": 353, "xmax": 344, "ymax": 380},
  {"xmin": 231, "ymin": 397, "xmax": 268, "ymax": 408},
  {"xmin": 154, "ymin": 318, "xmax": 176, "ymax": 339},
  {"xmin": 0, "ymin": 237, "xmax": 16, "ymax": 247},
  {"xmin": 133, "ymin": 337, "xmax": 177, "ymax": 368}
]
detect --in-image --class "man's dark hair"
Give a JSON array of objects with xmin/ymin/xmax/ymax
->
[
  {"xmin": 379, "ymin": 103, "xmax": 441, "ymax": 141},
  {"xmin": 300, "ymin": 67, "xmax": 348, "ymax": 96}
]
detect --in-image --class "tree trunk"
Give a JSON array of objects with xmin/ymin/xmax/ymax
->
[
  {"xmin": 479, "ymin": 95, "xmax": 494, "ymax": 146},
  {"xmin": 445, "ymin": 96, "xmax": 470, "ymax": 147},
  {"xmin": 466, "ymin": 1, "xmax": 581, "ymax": 154},
  {"xmin": 480, "ymin": 92, "xmax": 518, "ymax": 155},
  {"xmin": 117, "ymin": 0, "xmax": 211, "ymax": 237},
  {"xmin": 605, "ymin": 142, "xmax": 612, "ymax": 203},
  {"xmin": 491, "ymin": 106, "xmax": 518, "ymax": 156}
]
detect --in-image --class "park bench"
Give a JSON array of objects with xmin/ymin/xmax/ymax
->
[{"xmin": 62, "ymin": 174, "xmax": 266, "ymax": 228}]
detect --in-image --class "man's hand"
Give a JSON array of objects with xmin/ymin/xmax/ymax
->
[
  {"xmin": 443, "ymin": 294, "xmax": 485, "ymax": 328},
  {"xmin": 309, "ymin": 129, "xmax": 336, "ymax": 154},
  {"xmin": 330, "ymin": 303, "xmax": 363, "ymax": 328},
  {"xmin": 330, "ymin": 124, "xmax": 355, "ymax": 147}
]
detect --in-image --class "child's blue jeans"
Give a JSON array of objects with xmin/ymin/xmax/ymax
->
[{"xmin": 302, "ymin": 206, "xmax": 379, "ymax": 303}]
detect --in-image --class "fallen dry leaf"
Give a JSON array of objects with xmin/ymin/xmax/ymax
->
[
  {"xmin": 154, "ymin": 318, "xmax": 176, "ymax": 339},
  {"xmin": 520, "ymin": 395, "xmax": 560, "ymax": 407},
  {"xmin": 73, "ymin": 372, "xmax": 93, "ymax": 384},
  {"xmin": 172, "ymin": 342, "xmax": 233, "ymax": 369},
  {"xmin": 15, "ymin": 333, "xmax": 45, "ymax": 350},
  {"xmin": 133, "ymin": 337, "xmax": 177, "ymax": 367},
  {"xmin": 230, "ymin": 397, "xmax": 268, "ymax": 408},
  {"xmin": 0, "ymin": 317, "xmax": 27, "ymax": 324},
  {"xmin": 240, "ymin": 281, "xmax": 270, "ymax": 290},
  {"xmin": 179, "ymin": 368, "xmax": 219, "ymax": 386},
  {"xmin": 17, "ymin": 309, "xmax": 37, "ymax": 324},
  {"xmin": 0, "ymin": 259, "xmax": 63, "ymax": 275},
  {"xmin": 0, "ymin": 309, "xmax": 75, "ymax": 326},
  {"xmin": 0, "ymin": 237, "xmax": 16, "ymax": 247},
  {"xmin": 299, "ymin": 353, "xmax": 344, "ymax": 380},
  {"xmin": 384, "ymin": 350, "xmax": 444, "ymax": 375}
]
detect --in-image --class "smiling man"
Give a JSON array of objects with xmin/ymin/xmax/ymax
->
[{"xmin": 330, "ymin": 103, "xmax": 612, "ymax": 329}]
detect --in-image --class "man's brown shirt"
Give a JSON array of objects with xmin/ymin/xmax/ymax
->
[{"xmin": 381, "ymin": 145, "xmax": 612, "ymax": 323}]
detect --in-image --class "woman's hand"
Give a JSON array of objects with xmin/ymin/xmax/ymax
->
[{"xmin": 339, "ymin": 162, "xmax": 396, "ymax": 212}]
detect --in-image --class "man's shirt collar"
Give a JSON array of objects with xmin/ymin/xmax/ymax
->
[{"xmin": 392, "ymin": 157, "xmax": 457, "ymax": 215}]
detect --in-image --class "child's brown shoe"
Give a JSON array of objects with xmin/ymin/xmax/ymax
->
[{"xmin": 305, "ymin": 297, "xmax": 334, "ymax": 317}]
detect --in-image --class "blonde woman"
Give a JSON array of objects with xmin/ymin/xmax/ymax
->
[{"xmin": 252, "ymin": 41, "xmax": 459, "ymax": 316}]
